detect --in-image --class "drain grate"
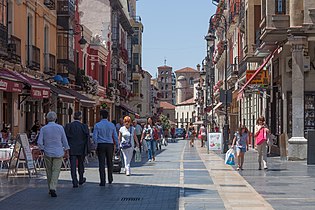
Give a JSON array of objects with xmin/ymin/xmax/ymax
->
[
  {"xmin": 220, "ymin": 184, "xmax": 246, "ymax": 187},
  {"xmin": 121, "ymin": 197, "xmax": 142, "ymax": 202}
]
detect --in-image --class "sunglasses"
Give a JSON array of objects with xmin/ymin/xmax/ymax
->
[{"xmin": 124, "ymin": 121, "xmax": 130, "ymax": 123}]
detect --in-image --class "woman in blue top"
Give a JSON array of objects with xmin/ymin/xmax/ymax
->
[{"xmin": 231, "ymin": 125, "xmax": 249, "ymax": 170}]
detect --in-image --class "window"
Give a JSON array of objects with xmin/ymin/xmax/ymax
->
[
  {"xmin": 189, "ymin": 77, "xmax": 194, "ymax": 85},
  {"xmin": 132, "ymin": 53, "xmax": 139, "ymax": 67},
  {"xmin": 99, "ymin": 65, "xmax": 105, "ymax": 86},
  {"xmin": 132, "ymin": 32, "xmax": 139, "ymax": 45},
  {"xmin": 167, "ymin": 114, "xmax": 170, "ymax": 118},
  {"xmin": 275, "ymin": 0, "xmax": 286, "ymax": 14},
  {"xmin": 161, "ymin": 71, "xmax": 164, "ymax": 74},
  {"xmin": 0, "ymin": 0, "xmax": 7, "ymax": 26}
]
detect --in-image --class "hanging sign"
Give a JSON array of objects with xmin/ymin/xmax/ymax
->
[{"xmin": 246, "ymin": 70, "xmax": 269, "ymax": 85}]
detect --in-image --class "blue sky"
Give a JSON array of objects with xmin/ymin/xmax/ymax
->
[{"xmin": 137, "ymin": 0, "xmax": 216, "ymax": 78}]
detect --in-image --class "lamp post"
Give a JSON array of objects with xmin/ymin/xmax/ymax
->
[
  {"xmin": 76, "ymin": 24, "xmax": 87, "ymax": 49},
  {"xmin": 209, "ymin": 13, "xmax": 229, "ymax": 153}
]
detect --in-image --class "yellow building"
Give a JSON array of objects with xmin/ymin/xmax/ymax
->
[{"xmin": 0, "ymin": 0, "xmax": 57, "ymax": 135}]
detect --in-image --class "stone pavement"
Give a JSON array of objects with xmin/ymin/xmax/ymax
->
[{"xmin": 0, "ymin": 139, "xmax": 313, "ymax": 209}]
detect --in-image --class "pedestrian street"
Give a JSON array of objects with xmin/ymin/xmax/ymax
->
[{"xmin": 1, "ymin": 139, "xmax": 315, "ymax": 210}]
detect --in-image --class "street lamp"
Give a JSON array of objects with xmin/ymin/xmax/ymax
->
[
  {"xmin": 75, "ymin": 24, "xmax": 87, "ymax": 49},
  {"xmin": 209, "ymin": 13, "xmax": 229, "ymax": 153}
]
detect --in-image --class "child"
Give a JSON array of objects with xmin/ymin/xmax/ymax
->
[{"xmin": 231, "ymin": 125, "xmax": 249, "ymax": 170}]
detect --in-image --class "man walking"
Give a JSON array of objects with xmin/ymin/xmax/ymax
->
[
  {"xmin": 133, "ymin": 120, "xmax": 142, "ymax": 152},
  {"xmin": 64, "ymin": 111, "xmax": 90, "ymax": 188},
  {"xmin": 37, "ymin": 111, "xmax": 70, "ymax": 197},
  {"xmin": 93, "ymin": 110, "xmax": 119, "ymax": 186}
]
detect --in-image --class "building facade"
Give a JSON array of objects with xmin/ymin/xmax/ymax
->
[{"xmin": 157, "ymin": 65, "xmax": 174, "ymax": 105}]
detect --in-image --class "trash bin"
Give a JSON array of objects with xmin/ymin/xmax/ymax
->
[{"xmin": 307, "ymin": 130, "xmax": 315, "ymax": 165}]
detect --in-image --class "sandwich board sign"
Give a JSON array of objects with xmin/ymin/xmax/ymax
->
[{"xmin": 7, "ymin": 133, "xmax": 36, "ymax": 177}]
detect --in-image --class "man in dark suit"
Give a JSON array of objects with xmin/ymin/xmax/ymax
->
[{"xmin": 64, "ymin": 111, "xmax": 90, "ymax": 188}]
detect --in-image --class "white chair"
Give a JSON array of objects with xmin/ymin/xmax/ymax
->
[{"xmin": 0, "ymin": 150, "xmax": 11, "ymax": 170}]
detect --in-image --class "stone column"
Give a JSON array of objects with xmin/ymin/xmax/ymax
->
[{"xmin": 288, "ymin": 36, "xmax": 308, "ymax": 160}]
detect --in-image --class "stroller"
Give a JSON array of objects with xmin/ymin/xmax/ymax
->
[{"xmin": 113, "ymin": 149, "xmax": 122, "ymax": 173}]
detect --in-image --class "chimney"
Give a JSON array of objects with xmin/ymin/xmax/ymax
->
[{"xmin": 196, "ymin": 64, "xmax": 201, "ymax": 71}]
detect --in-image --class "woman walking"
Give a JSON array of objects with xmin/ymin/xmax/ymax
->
[
  {"xmin": 37, "ymin": 111, "xmax": 70, "ymax": 197},
  {"xmin": 231, "ymin": 125, "xmax": 249, "ymax": 170},
  {"xmin": 255, "ymin": 116, "xmax": 269, "ymax": 170},
  {"xmin": 188, "ymin": 123, "xmax": 196, "ymax": 147},
  {"xmin": 141, "ymin": 117, "xmax": 156, "ymax": 162},
  {"xmin": 118, "ymin": 116, "xmax": 139, "ymax": 176},
  {"xmin": 199, "ymin": 124, "xmax": 207, "ymax": 147}
]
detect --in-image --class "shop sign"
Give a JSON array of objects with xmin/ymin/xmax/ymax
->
[
  {"xmin": 246, "ymin": 70, "xmax": 269, "ymax": 85},
  {"xmin": 0, "ymin": 79, "xmax": 23, "ymax": 93},
  {"xmin": 31, "ymin": 88, "xmax": 50, "ymax": 99},
  {"xmin": 208, "ymin": 132, "xmax": 222, "ymax": 151}
]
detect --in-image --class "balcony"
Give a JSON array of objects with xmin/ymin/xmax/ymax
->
[
  {"xmin": 0, "ymin": 24, "xmax": 8, "ymax": 57},
  {"xmin": 57, "ymin": 0, "xmax": 75, "ymax": 16},
  {"xmin": 44, "ymin": 0, "xmax": 56, "ymax": 10},
  {"xmin": 227, "ymin": 65, "xmax": 238, "ymax": 85},
  {"xmin": 57, "ymin": 59, "xmax": 75, "ymax": 75},
  {"xmin": 7, "ymin": 35, "xmax": 21, "ymax": 63},
  {"xmin": 27, "ymin": 45, "xmax": 40, "ymax": 70},
  {"xmin": 44, "ymin": 53, "xmax": 56, "ymax": 75}
]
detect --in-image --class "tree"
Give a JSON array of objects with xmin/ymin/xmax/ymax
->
[{"xmin": 159, "ymin": 114, "xmax": 171, "ymax": 130}]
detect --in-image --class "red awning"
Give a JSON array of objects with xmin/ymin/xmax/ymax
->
[
  {"xmin": 0, "ymin": 79, "xmax": 23, "ymax": 93},
  {"xmin": 3, "ymin": 69, "xmax": 50, "ymax": 98},
  {"xmin": 238, "ymin": 46, "xmax": 280, "ymax": 99}
]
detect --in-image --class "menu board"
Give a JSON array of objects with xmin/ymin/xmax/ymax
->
[
  {"xmin": 7, "ymin": 133, "xmax": 36, "ymax": 177},
  {"xmin": 19, "ymin": 133, "xmax": 35, "ymax": 170},
  {"xmin": 208, "ymin": 133, "xmax": 222, "ymax": 151}
]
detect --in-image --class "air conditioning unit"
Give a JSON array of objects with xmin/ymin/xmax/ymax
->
[{"xmin": 286, "ymin": 56, "xmax": 311, "ymax": 72}]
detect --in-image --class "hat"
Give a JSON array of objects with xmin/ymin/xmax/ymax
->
[{"xmin": 74, "ymin": 111, "xmax": 82, "ymax": 120}]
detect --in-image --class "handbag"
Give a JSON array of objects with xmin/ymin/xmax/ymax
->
[
  {"xmin": 256, "ymin": 128, "xmax": 267, "ymax": 145},
  {"xmin": 121, "ymin": 127, "xmax": 133, "ymax": 149}
]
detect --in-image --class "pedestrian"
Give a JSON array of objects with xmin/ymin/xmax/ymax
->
[
  {"xmin": 199, "ymin": 124, "xmax": 207, "ymax": 147},
  {"xmin": 188, "ymin": 123, "xmax": 196, "ymax": 147},
  {"xmin": 171, "ymin": 125, "xmax": 176, "ymax": 142},
  {"xmin": 37, "ymin": 111, "xmax": 70, "ymax": 197},
  {"xmin": 116, "ymin": 118, "xmax": 123, "ymax": 133},
  {"xmin": 231, "ymin": 125, "xmax": 249, "ymax": 170},
  {"xmin": 93, "ymin": 109, "xmax": 119, "ymax": 186},
  {"xmin": 141, "ymin": 117, "xmax": 156, "ymax": 162},
  {"xmin": 118, "ymin": 116, "xmax": 140, "ymax": 176},
  {"xmin": 133, "ymin": 119, "xmax": 143, "ymax": 152},
  {"xmin": 255, "ymin": 116, "xmax": 269, "ymax": 170},
  {"xmin": 64, "ymin": 111, "xmax": 90, "ymax": 188}
]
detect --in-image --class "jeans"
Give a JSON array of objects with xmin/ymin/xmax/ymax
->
[
  {"xmin": 44, "ymin": 156, "xmax": 63, "ymax": 191},
  {"xmin": 146, "ymin": 139, "xmax": 156, "ymax": 160},
  {"xmin": 97, "ymin": 143, "xmax": 114, "ymax": 184},
  {"xmin": 69, "ymin": 155, "xmax": 85, "ymax": 186},
  {"xmin": 121, "ymin": 147, "xmax": 134, "ymax": 174},
  {"xmin": 257, "ymin": 141, "xmax": 268, "ymax": 169}
]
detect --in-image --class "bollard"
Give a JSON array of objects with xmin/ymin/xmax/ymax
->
[{"xmin": 307, "ymin": 130, "xmax": 315, "ymax": 165}]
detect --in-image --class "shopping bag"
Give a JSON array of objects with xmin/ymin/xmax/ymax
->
[
  {"xmin": 225, "ymin": 148, "xmax": 235, "ymax": 165},
  {"xmin": 135, "ymin": 147, "xmax": 141, "ymax": 162},
  {"xmin": 256, "ymin": 128, "xmax": 267, "ymax": 145}
]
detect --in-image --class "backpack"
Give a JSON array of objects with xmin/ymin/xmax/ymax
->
[{"xmin": 153, "ymin": 127, "xmax": 159, "ymax": 140}]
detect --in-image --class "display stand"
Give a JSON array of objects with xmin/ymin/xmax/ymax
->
[{"xmin": 7, "ymin": 133, "xmax": 37, "ymax": 177}]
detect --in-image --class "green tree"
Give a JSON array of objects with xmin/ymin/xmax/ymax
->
[{"xmin": 159, "ymin": 114, "xmax": 171, "ymax": 130}]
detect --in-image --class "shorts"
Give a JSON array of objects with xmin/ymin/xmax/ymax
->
[{"xmin": 236, "ymin": 147, "xmax": 246, "ymax": 153}]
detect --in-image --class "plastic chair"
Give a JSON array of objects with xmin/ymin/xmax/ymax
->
[{"xmin": 0, "ymin": 150, "xmax": 11, "ymax": 170}]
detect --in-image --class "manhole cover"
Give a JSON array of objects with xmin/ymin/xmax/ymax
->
[{"xmin": 121, "ymin": 197, "xmax": 142, "ymax": 202}]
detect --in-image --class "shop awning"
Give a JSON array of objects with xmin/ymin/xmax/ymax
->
[
  {"xmin": 60, "ymin": 87, "xmax": 96, "ymax": 107},
  {"xmin": 1, "ymin": 69, "xmax": 50, "ymax": 98},
  {"xmin": 119, "ymin": 103, "xmax": 137, "ymax": 115},
  {"xmin": 0, "ymin": 69, "xmax": 24, "ymax": 93},
  {"xmin": 238, "ymin": 46, "xmax": 280, "ymax": 99},
  {"xmin": 41, "ymin": 81, "xmax": 75, "ymax": 103}
]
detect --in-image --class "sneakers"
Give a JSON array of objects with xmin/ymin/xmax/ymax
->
[
  {"xmin": 149, "ymin": 159, "xmax": 152, "ymax": 162},
  {"xmin": 153, "ymin": 157, "xmax": 155, "ymax": 161},
  {"xmin": 126, "ymin": 171, "xmax": 130, "ymax": 176},
  {"xmin": 49, "ymin": 190, "xmax": 57, "ymax": 197}
]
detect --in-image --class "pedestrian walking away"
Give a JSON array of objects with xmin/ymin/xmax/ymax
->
[
  {"xmin": 231, "ymin": 125, "xmax": 249, "ymax": 170},
  {"xmin": 93, "ymin": 109, "xmax": 119, "ymax": 186},
  {"xmin": 199, "ymin": 124, "xmax": 207, "ymax": 147},
  {"xmin": 255, "ymin": 116, "xmax": 269, "ymax": 170},
  {"xmin": 119, "ymin": 116, "xmax": 140, "ymax": 176},
  {"xmin": 188, "ymin": 123, "xmax": 196, "ymax": 147},
  {"xmin": 141, "ymin": 117, "xmax": 156, "ymax": 162},
  {"xmin": 37, "ymin": 111, "xmax": 70, "ymax": 197},
  {"xmin": 133, "ymin": 119, "xmax": 143, "ymax": 152},
  {"xmin": 64, "ymin": 111, "xmax": 90, "ymax": 188}
]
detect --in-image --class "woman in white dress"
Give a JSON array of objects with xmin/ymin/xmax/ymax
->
[{"xmin": 118, "ymin": 116, "xmax": 139, "ymax": 176}]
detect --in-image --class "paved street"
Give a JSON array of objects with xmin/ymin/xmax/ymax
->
[{"xmin": 0, "ymin": 139, "xmax": 315, "ymax": 209}]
